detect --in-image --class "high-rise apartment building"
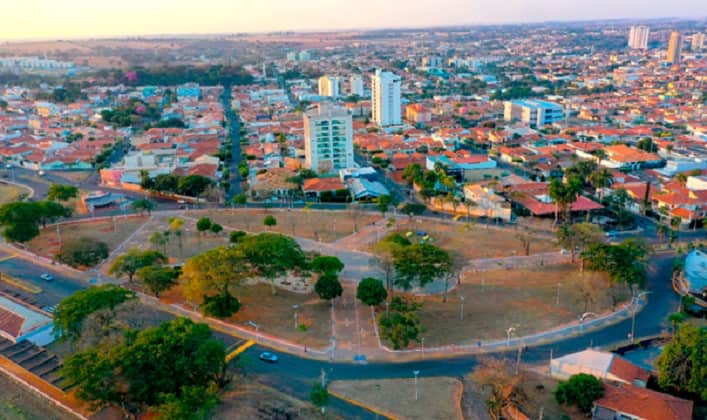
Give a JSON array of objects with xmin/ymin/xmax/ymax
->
[
  {"xmin": 304, "ymin": 104, "xmax": 353, "ymax": 174},
  {"xmin": 692, "ymin": 32, "xmax": 705, "ymax": 51},
  {"xmin": 628, "ymin": 26, "xmax": 650, "ymax": 49},
  {"xmin": 350, "ymin": 75, "xmax": 364, "ymax": 96},
  {"xmin": 318, "ymin": 76, "xmax": 341, "ymax": 97},
  {"xmin": 371, "ymin": 69, "xmax": 401, "ymax": 126},
  {"xmin": 667, "ymin": 31, "xmax": 683, "ymax": 64},
  {"xmin": 504, "ymin": 100, "xmax": 564, "ymax": 129}
]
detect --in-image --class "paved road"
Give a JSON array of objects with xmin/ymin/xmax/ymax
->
[{"xmin": 221, "ymin": 85, "xmax": 241, "ymax": 202}]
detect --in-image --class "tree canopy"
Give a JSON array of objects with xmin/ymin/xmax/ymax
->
[
  {"xmin": 47, "ymin": 184, "xmax": 79, "ymax": 201},
  {"xmin": 314, "ymin": 273, "xmax": 343, "ymax": 301},
  {"xmin": 356, "ymin": 277, "xmax": 387, "ymax": 306},
  {"xmin": 310, "ymin": 256, "xmax": 344, "ymax": 275},
  {"xmin": 581, "ymin": 238, "xmax": 651, "ymax": 287},
  {"xmin": 53, "ymin": 285, "xmax": 136, "ymax": 341},
  {"xmin": 136, "ymin": 265, "xmax": 179, "ymax": 297},
  {"xmin": 0, "ymin": 200, "xmax": 71, "ymax": 242},
  {"xmin": 56, "ymin": 237, "xmax": 109, "ymax": 268},
  {"xmin": 378, "ymin": 297, "xmax": 421, "ymax": 349},
  {"xmin": 393, "ymin": 243, "xmax": 451, "ymax": 290},
  {"xmin": 554, "ymin": 373, "xmax": 604, "ymax": 414},
  {"xmin": 238, "ymin": 233, "xmax": 306, "ymax": 293},
  {"xmin": 109, "ymin": 248, "xmax": 168, "ymax": 282},
  {"xmin": 656, "ymin": 323, "xmax": 707, "ymax": 400}
]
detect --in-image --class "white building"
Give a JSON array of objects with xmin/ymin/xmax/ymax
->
[
  {"xmin": 350, "ymin": 75, "xmax": 364, "ymax": 96},
  {"xmin": 628, "ymin": 25, "xmax": 650, "ymax": 49},
  {"xmin": 318, "ymin": 76, "xmax": 341, "ymax": 97},
  {"xmin": 304, "ymin": 104, "xmax": 353, "ymax": 174},
  {"xmin": 371, "ymin": 69, "xmax": 402, "ymax": 127},
  {"xmin": 503, "ymin": 100, "xmax": 564, "ymax": 128},
  {"xmin": 692, "ymin": 32, "xmax": 705, "ymax": 51}
]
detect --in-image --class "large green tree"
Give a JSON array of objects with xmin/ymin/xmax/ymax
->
[
  {"xmin": 356, "ymin": 277, "xmax": 387, "ymax": 306},
  {"xmin": 56, "ymin": 237, "xmax": 109, "ymax": 268},
  {"xmin": 53, "ymin": 285, "xmax": 136, "ymax": 341},
  {"xmin": 314, "ymin": 273, "xmax": 343, "ymax": 301},
  {"xmin": 47, "ymin": 184, "xmax": 79, "ymax": 201},
  {"xmin": 136, "ymin": 265, "xmax": 179, "ymax": 297},
  {"xmin": 581, "ymin": 238, "xmax": 650, "ymax": 287},
  {"xmin": 109, "ymin": 248, "xmax": 168, "ymax": 282},
  {"xmin": 554, "ymin": 373, "xmax": 604, "ymax": 414},
  {"xmin": 548, "ymin": 175, "xmax": 582, "ymax": 223},
  {"xmin": 0, "ymin": 200, "xmax": 71, "ymax": 242},
  {"xmin": 393, "ymin": 243, "xmax": 451, "ymax": 290},
  {"xmin": 556, "ymin": 222, "xmax": 605, "ymax": 263},
  {"xmin": 238, "ymin": 233, "xmax": 306, "ymax": 294},
  {"xmin": 378, "ymin": 297, "xmax": 421, "ymax": 349},
  {"xmin": 310, "ymin": 256, "xmax": 344, "ymax": 275},
  {"xmin": 656, "ymin": 323, "xmax": 707, "ymax": 400}
]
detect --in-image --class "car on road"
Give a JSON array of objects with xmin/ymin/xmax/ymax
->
[
  {"xmin": 259, "ymin": 352, "xmax": 278, "ymax": 363},
  {"xmin": 40, "ymin": 273, "xmax": 54, "ymax": 282}
]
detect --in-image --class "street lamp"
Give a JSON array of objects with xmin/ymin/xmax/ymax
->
[
  {"xmin": 579, "ymin": 312, "xmax": 597, "ymax": 332},
  {"xmin": 630, "ymin": 291, "xmax": 652, "ymax": 343},
  {"xmin": 459, "ymin": 295, "xmax": 465, "ymax": 321},
  {"xmin": 413, "ymin": 370, "xmax": 420, "ymax": 401},
  {"xmin": 292, "ymin": 304, "xmax": 299, "ymax": 330},
  {"xmin": 420, "ymin": 337, "xmax": 425, "ymax": 354},
  {"xmin": 247, "ymin": 321, "xmax": 259, "ymax": 340},
  {"xmin": 506, "ymin": 326, "xmax": 516, "ymax": 347}
]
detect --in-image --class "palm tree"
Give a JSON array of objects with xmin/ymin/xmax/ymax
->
[
  {"xmin": 589, "ymin": 169, "xmax": 613, "ymax": 201},
  {"xmin": 168, "ymin": 217, "xmax": 184, "ymax": 258}
]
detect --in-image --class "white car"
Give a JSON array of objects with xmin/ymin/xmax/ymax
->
[{"xmin": 40, "ymin": 273, "xmax": 54, "ymax": 282}]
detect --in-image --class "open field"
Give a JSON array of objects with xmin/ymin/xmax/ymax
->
[
  {"xmin": 161, "ymin": 282, "xmax": 332, "ymax": 348},
  {"xmin": 187, "ymin": 209, "xmax": 382, "ymax": 243},
  {"xmin": 27, "ymin": 216, "xmax": 148, "ymax": 260},
  {"xmin": 329, "ymin": 377, "xmax": 463, "ymax": 420},
  {"xmin": 375, "ymin": 218, "xmax": 558, "ymax": 260},
  {"xmin": 0, "ymin": 183, "xmax": 30, "ymax": 205},
  {"xmin": 397, "ymin": 264, "xmax": 621, "ymax": 346},
  {"xmin": 0, "ymin": 370, "xmax": 75, "ymax": 420}
]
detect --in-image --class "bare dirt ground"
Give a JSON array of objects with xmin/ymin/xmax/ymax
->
[
  {"xmin": 329, "ymin": 377, "xmax": 463, "ymax": 420},
  {"xmin": 0, "ymin": 370, "xmax": 75, "ymax": 420},
  {"xmin": 213, "ymin": 381, "xmax": 321, "ymax": 420}
]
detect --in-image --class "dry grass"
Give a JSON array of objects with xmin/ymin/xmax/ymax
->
[
  {"xmin": 161, "ymin": 283, "xmax": 332, "ymax": 348},
  {"xmin": 47, "ymin": 171, "xmax": 94, "ymax": 184},
  {"xmin": 408, "ymin": 265, "xmax": 622, "ymax": 346},
  {"xmin": 0, "ymin": 182, "xmax": 29, "ymax": 205},
  {"xmin": 27, "ymin": 216, "xmax": 148, "ymax": 259},
  {"xmin": 376, "ymin": 219, "xmax": 558, "ymax": 260},
  {"xmin": 0, "ymin": 370, "xmax": 75, "ymax": 420},
  {"xmin": 213, "ymin": 382, "xmax": 318, "ymax": 419},
  {"xmin": 329, "ymin": 377, "xmax": 463, "ymax": 420},
  {"xmin": 187, "ymin": 209, "xmax": 382, "ymax": 243}
]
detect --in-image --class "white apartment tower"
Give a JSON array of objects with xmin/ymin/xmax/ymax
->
[
  {"xmin": 628, "ymin": 26, "xmax": 649, "ymax": 49},
  {"xmin": 318, "ymin": 76, "xmax": 341, "ymax": 97},
  {"xmin": 304, "ymin": 104, "xmax": 354, "ymax": 174},
  {"xmin": 371, "ymin": 69, "xmax": 402, "ymax": 126},
  {"xmin": 350, "ymin": 75, "xmax": 364, "ymax": 96},
  {"xmin": 692, "ymin": 33, "xmax": 705, "ymax": 51}
]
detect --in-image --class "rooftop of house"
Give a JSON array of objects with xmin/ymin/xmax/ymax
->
[
  {"xmin": 0, "ymin": 295, "xmax": 52, "ymax": 341},
  {"xmin": 594, "ymin": 383, "xmax": 693, "ymax": 420}
]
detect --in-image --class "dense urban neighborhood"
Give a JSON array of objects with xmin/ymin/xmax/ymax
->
[{"xmin": 0, "ymin": 17, "xmax": 705, "ymax": 420}]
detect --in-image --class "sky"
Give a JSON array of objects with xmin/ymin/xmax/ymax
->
[{"xmin": 1, "ymin": 0, "xmax": 705, "ymax": 40}]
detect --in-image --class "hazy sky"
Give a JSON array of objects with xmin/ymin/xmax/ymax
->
[{"xmin": 1, "ymin": 0, "xmax": 705, "ymax": 40}]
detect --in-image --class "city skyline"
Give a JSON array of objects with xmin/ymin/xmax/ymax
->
[{"xmin": 2, "ymin": 0, "xmax": 706, "ymax": 41}]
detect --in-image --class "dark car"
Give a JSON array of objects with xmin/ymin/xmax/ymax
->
[{"xmin": 259, "ymin": 352, "xmax": 278, "ymax": 363}]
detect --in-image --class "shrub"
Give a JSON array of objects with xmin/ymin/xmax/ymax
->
[{"xmin": 56, "ymin": 237, "xmax": 109, "ymax": 268}]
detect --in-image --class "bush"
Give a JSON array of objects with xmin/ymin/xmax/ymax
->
[
  {"xmin": 229, "ymin": 230, "xmax": 248, "ymax": 243},
  {"xmin": 314, "ymin": 273, "xmax": 343, "ymax": 301},
  {"xmin": 56, "ymin": 237, "xmax": 109, "ymax": 268},
  {"xmin": 263, "ymin": 215, "xmax": 277, "ymax": 227},
  {"xmin": 554, "ymin": 373, "xmax": 604, "ymax": 414},
  {"xmin": 356, "ymin": 277, "xmax": 387, "ymax": 306},
  {"xmin": 200, "ymin": 293, "xmax": 241, "ymax": 318}
]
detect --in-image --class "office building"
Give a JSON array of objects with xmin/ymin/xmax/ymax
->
[
  {"xmin": 371, "ymin": 69, "xmax": 402, "ymax": 126},
  {"xmin": 350, "ymin": 75, "xmax": 364, "ymax": 96},
  {"xmin": 304, "ymin": 104, "xmax": 353, "ymax": 173},
  {"xmin": 628, "ymin": 26, "xmax": 650, "ymax": 49},
  {"xmin": 318, "ymin": 76, "xmax": 341, "ymax": 97},
  {"xmin": 692, "ymin": 32, "xmax": 705, "ymax": 51},
  {"xmin": 667, "ymin": 31, "xmax": 683, "ymax": 64},
  {"xmin": 504, "ymin": 100, "xmax": 564, "ymax": 129}
]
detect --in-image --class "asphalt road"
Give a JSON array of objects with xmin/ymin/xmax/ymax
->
[{"xmin": 221, "ymin": 85, "xmax": 241, "ymax": 202}]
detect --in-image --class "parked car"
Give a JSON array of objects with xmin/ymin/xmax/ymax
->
[
  {"xmin": 259, "ymin": 352, "xmax": 278, "ymax": 363},
  {"xmin": 40, "ymin": 273, "xmax": 54, "ymax": 281}
]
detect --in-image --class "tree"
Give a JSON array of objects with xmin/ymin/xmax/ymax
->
[
  {"xmin": 47, "ymin": 184, "xmax": 79, "ymax": 201},
  {"xmin": 53, "ymin": 285, "xmax": 136, "ymax": 341},
  {"xmin": 181, "ymin": 246, "xmax": 249, "ymax": 317},
  {"xmin": 149, "ymin": 231, "xmax": 168, "ymax": 253},
  {"xmin": 56, "ymin": 237, "xmax": 109, "ymax": 268},
  {"xmin": 636, "ymin": 137, "xmax": 657, "ymax": 152},
  {"xmin": 393, "ymin": 243, "xmax": 451, "ymax": 290},
  {"xmin": 556, "ymin": 222, "xmax": 605, "ymax": 264},
  {"xmin": 263, "ymin": 214, "xmax": 277, "ymax": 228},
  {"xmin": 378, "ymin": 297, "xmax": 421, "ymax": 349},
  {"xmin": 109, "ymin": 248, "xmax": 167, "ymax": 282},
  {"xmin": 656, "ymin": 323, "xmax": 707, "ymax": 400},
  {"xmin": 196, "ymin": 217, "xmax": 212, "ymax": 236},
  {"xmin": 154, "ymin": 385, "xmax": 219, "ymax": 420},
  {"xmin": 168, "ymin": 217, "xmax": 184, "ymax": 257},
  {"xmin": 356, "ymin": 277, "xmax": 387, "ymax": 306},
  {"xmin": 314, "ymin": 273, "xmax": 343, "ymax": 301},
  {"xmin": 132, "ymin": 198, "xmax": 155, "ymax": 215},
  {"xmin": 400, "ymin": 203, "xmax": 426, "ymax": 218},
  {"xmin": 177, "ymin": 175, "xmax": 213, "ymax": 197},
  {"xmin": 470, "ymin": 358, "xmax": 524, "ymax": 420},
  {"xmin": 309, "ymin": 383, "xmax": 330, "ymax": 414},
  {"xmin": 549, "ymin": 176, "xmax": 582, "ymax": 223},
  {"xmin": 376, "ymin": 194, "xmax": 392, "ymax": 215},
  {"xmin": 310, "ymin": 256, "xmax": 344, "ymax": 275},
  {"xmin": 238, "ymin": 233, "xmax": 306, "ymax": 295},
  {"xmin": 229, "ymin": 230, "xmax": 247, "ymax": 243},
  {"xmin": 136, "ymin": 265, "xmax": 179, "ymax": 297},
  {"xmin": 554, "ymin": 373, "xmax": 604, "ymax": 414},
  {"xmin": 605, "ymin": 188, "xmax": 635, "ymax": 227},
  {"xmin": 402, "ymin": 163, "xmax": 424, "ymax": 186},
  {"xmin": 581, "ymin": 239, "xmax": 650, "ymax": 287},
  {"xmin": 62, "ymin": 318, "xmax": 226, "ymax": 416},
  {"xmin": 588, "ymin": 169, "xmax": 613, "ymax": 200},
  {"xmin": 0, "ymin": 201, "xmax": 71, "ymax": 242},
  {"xmin": 209, "ymin": 223, "xmax": 223, "ymax": 235},
  {"xmin": 232, "ymin": 193, "xmax": 247, "ymax": 206}
]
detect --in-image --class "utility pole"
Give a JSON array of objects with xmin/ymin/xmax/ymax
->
[
  {"xmin": 515, "ymin": 345, "xmax": 523, "ymax": 375},
  {"xmin": 413, "ymin": 370, "xmax": 420, "ymax": 401}
]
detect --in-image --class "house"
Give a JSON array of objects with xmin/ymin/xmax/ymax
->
[
  {"xmin": 463, "ymin": 183, "xmax": 512, "ymax": 221},
  {"xmin": 0, "ymin": 294, "xmax": 54, "ymax": 346},
  {"xmin": 302, "ymin": 177, "xmax": 346, "ymax": 198},
  {"xmin": 593, "ymin": 383, "xmax": 693, "ymax": 420},
  {"xmin": 550, "ymin": 349, "xmax": 651, "ymax": 388},
  {"xmin": 348, "ymin": 178, "xmax": 389, "ymax": 200},
  {"xmin": 601, "ymin": 144, "xmax": 663, "ymax": 171},
  {"xmin": 507, "ymin": 182, "xmax": 603, "ymax": 218}
]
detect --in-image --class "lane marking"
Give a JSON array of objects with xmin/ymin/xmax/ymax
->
[
  {"xmin": 0, "ymin": 255, "xmax": 17, "ymax": 263},
  {"xmin": 226, "ymin": 340, "xmax": 255, "ymax": 362}
]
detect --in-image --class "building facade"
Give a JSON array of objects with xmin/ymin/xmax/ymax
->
[
  {"xmin": 628, "ymin": 25, "xmax": 650, "ymax": 49},
  {"xmin": 304, "ymin": 104, "xmax": 353, "ymax": 173},
  {"xmin": 504, "ymin": 100, "xmax": 564, "ymax": 128},
  {"xmin": 318, "ymin": 76, "xmax": 341, "ymax": 97},
  {"xmin": 371, "ymin": 69, "xmax": 402, "ymax": 126},
  {"xmin": 350, "ymin": 75, "xmax": 364, "ymax": 96},
  {"xmin": 692, "ymin": 32, "xmax": 705, "ymax": 51},
  {"xmin": 667, "ymin": 31, "xmax": 683, "ymax": 64}
]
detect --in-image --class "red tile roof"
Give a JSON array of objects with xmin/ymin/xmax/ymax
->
[
  {"xmin": 596, "ymin": 383, "xmax": 693, "ymax": 420},
  {"xmin": 0, "ymin": 306, "xmax": 24, "ymax": 339},
  {"xmin": 302, "ymin": 177, "xmax": 345, "ymax": 192}
]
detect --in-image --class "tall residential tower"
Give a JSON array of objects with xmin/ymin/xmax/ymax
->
[
  {"xmin": 304, "ymin": 104, "xmax": 353, "ymax": 174},
  {"xmin": 371, "ymin": 69, "xmax": 402, "ymax": 126},
  {"xmin": 667, "ymin": 31, "xmax": 683, "ymax": 64},
  {"xmin": 628, "ymin": 25, "xmax": 650, "ymax": 49}
]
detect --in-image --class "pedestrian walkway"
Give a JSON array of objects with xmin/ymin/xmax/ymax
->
[{"xmin": 330, "ymin": 284, "xmax": 384, "ymax": 361}]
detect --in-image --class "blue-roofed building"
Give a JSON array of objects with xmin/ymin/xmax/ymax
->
[
  {"xmin": 504, "ymin": 99, "xmax": 564, "ymax": 128},
  {"xmin": 0, "ymin": 295, "xmax": 54, "ymax": 346},
  {"xmin": 177, "ymin": 83, "xmax": 201, "ymax": 101},
  {"xmin": 348, "ymin": 178, "xmax": 389, "ymax": 200},
  {"xmin": 674, "ymin": 249, "xmax": 707, "ymax": 310}
]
